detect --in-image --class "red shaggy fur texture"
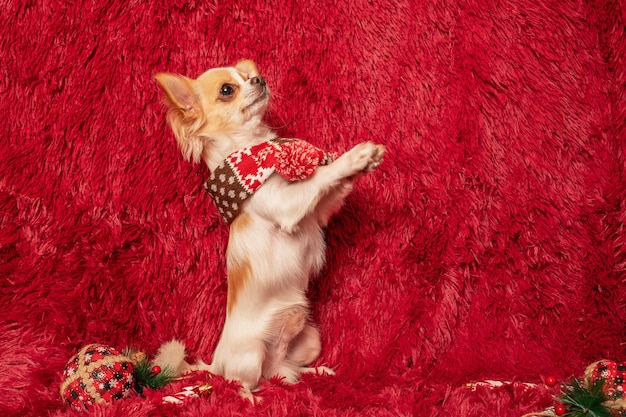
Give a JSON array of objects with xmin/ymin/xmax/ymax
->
[{"xmin": 2, "ymin": 0, "xmax": 626, "ymax": 416}]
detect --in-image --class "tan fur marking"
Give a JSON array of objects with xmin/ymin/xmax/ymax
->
[
  {"xmin": 196, "ymin": 69, "xmax": 240, "ymax": 103},
  {"xmin": 194, "ymin": 69, "xmax": 244, "ymax": 133},
  {"xmin": 227, "ymin": 259, "xmax": 251, "ymax": 315},
  {"xmin": 226, "ymin": 213, "xmax": 253, "ymax": 314},
  {"xmin": 230, "ymin": 212, "xmax": 252, "ymax": 233}
]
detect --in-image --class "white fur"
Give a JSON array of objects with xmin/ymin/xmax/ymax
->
[
  {"xmin": 156, "ymin": 60, "xmax": 384, "ymax": 399},
  {"xmin": 152, "ymin": 340, "xmax": 191, "ymax": 376}
]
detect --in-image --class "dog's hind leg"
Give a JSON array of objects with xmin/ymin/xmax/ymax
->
[{"xmin": 263, "ymin": 307, "xmax": 307, "ymax": 383}]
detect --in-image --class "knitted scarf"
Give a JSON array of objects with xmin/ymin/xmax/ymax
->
[{"xmin": 204, "ymin": 138, "xmax": 334, "ymax": 223}]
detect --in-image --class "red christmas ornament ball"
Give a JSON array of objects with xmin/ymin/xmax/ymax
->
[
  {"xmin": 60, "ymin": 344, "xmax": 135, "ymax": 410},
  {"xmin": 586, "ymin": 360, "xmax": 626, "ymax": 401},
  {"xmin": 151, "ymin": 365, "xmax": 162, "ymax": 375},
  {"xmin": 554, "ymin": 403, "xmax": 566, "ymax": 415},
  {"xmin": 544, "ymin": 375, "xmax": 557, "ymax": 387}
]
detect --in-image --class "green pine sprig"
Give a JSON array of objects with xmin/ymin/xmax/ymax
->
[
  {"xmin": 122, "ymin": 347, "xmax": 176, "ymax": 394},
  {"xmin": 559, "ymin": 378, "xmax": 612, "ymax": 417},
  {"xmin": 133, "ymin": 358, "xmax": 175, "ymax": 393}
]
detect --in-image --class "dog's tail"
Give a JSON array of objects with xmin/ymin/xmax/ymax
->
[{"xmin": 152, "ymin": 339, "xmax": 192, "ymax": 377}]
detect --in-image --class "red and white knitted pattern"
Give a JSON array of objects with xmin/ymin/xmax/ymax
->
[{"xmin": 205, "ymin": 138, "xmax": 334, "ymax": 223}]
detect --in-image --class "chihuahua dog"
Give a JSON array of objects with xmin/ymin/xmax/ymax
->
[{"xmin": 155, "ymin": 59, "xmax": 384, "ymax": 399}]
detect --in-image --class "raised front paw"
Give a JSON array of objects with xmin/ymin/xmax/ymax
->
[
  {"xmin": 365, "ymin": 144, "xmax": 385, "ymax": 172},
  {"xmin": 343, "ymin": 142, "xmax": 385, "ymax": 174}
]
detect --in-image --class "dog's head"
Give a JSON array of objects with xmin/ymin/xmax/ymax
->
[{"xmin": 155, "ymin": 59, "xmax": 270, "ymax": 164}]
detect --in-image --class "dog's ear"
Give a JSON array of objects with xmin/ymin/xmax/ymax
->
[
  {"xmin": 154, "ymin": 73, "xmax": 199, "ymax": 118},
  {"xmin": 155, "ymin": 73, "xmax": 204, "ymax": 163}
]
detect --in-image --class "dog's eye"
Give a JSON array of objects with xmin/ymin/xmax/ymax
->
[{"xmin": 220, "ymin": 84, "xmax": 235, "ymax": 96}]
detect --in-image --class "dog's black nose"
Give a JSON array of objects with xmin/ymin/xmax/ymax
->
[{"xmin": 250, "ymin": 76, "xmax": 266, "ymax": 87}]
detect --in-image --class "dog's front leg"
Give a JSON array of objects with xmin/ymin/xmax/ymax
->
[{"xmin": 253, "ymin": 142, "xmax": 384, "ymax": 233}]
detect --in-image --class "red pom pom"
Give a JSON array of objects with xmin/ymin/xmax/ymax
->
[
  {"xmin": 274, "ymin": 140, "xmax": 330, "ymax": 181},
  {"xmin": 544, "ymin": 375, "xmax": 557, "ymax": 387}
]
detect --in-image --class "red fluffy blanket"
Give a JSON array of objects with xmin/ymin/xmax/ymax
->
[{"xmin": 2, "ymin": 1, "xmax": 625, "ymax": 416}]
